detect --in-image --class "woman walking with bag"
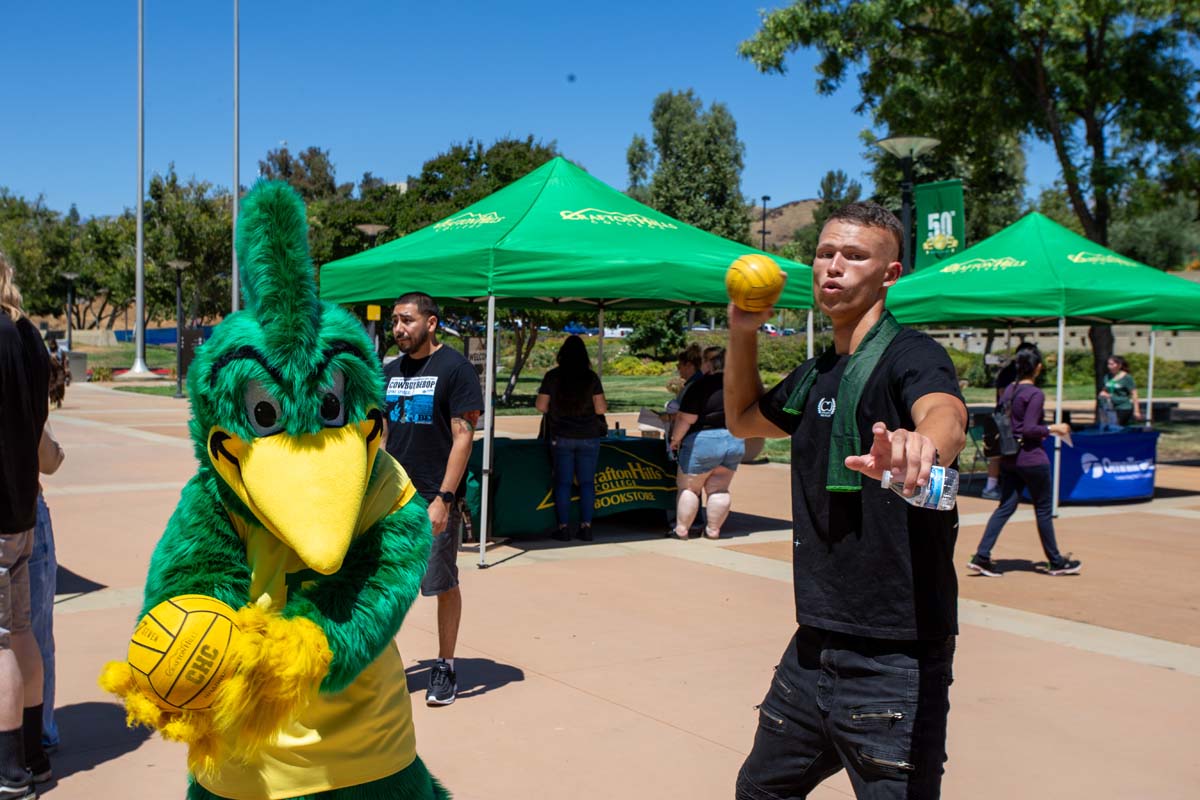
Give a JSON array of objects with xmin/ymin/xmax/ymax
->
[{"xmin": 968, "ymin": 347, "xmax": 1081, "ymax": 577}]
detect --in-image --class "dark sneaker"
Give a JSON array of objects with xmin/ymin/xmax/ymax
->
[
  {"xmin": 27, "ymin": 755, "xmax": 51, "ymax": 785},
  {"xmin": 577, "ymin": 524, "xmax": 593, "ymax": 542},
  {"xmin": 426, "ymin": 661, "xmax": 457, "ymax": 706},
  {"xmin": 551, "ymin": 526, "xmax": 571, "ymax": 542},
  {"xmin": 981, "ymin": 486, "xmax": 1001, "ymax": 501},
  {"xmin": 967, "ymin": 554, "xmax": 1003, "ymax": 577},
  {"xmin": 1039, "ymin": 556, "xmax": 1082, "ymax": 576},
  {"xmin": 0, "ymin": 775, "xmax": 35, "ymax": 799}
]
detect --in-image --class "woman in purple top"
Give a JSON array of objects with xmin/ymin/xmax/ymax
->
[{"xmin": 968, "ymin": 348, "xmax": 1082, "ymax": 577}]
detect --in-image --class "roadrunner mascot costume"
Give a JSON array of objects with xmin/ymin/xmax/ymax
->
[{"xmin": 101, "ymin": 182, "xmax": 449, "ymax": 800}]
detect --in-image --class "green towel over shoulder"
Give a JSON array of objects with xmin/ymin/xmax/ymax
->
[{"xmin": 781, "ymin": 310, "xmax": 903, "ymax": 492}]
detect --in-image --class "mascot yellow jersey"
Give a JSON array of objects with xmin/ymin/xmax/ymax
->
[{"xmin": 100, "ymin": 181, "xmax": 450, "ymax": 800}]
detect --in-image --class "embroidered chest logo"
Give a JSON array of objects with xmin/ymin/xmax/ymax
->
[{"xmin": 817, "ymin": 397, "xmax": 836, "ymax": 418}]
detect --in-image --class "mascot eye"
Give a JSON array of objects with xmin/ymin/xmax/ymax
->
[
  {"xmin": 243, "ymin": 380, "xmax": 285, "ymax": 437},
  {"xmin": 319, "ymin": 370, "xmax": 346, "ymax": 427}
]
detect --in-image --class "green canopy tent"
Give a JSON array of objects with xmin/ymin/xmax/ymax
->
[
  {"xmin": 320, "ymin": 157, "xmax": 814, "ymax": 563},
  {"xmin": 887, "ymin": 212, "xmax": 1200, "ymax": 512}
]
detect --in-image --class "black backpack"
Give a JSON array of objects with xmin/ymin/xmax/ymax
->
[{"xmin": 992, "ymin": 384, "xmax": 1020, "ymax": 456}]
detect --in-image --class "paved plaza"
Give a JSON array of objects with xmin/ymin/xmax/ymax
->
[{"xmin": 36, "ymin": 383, "xmax": 1200, "ymax": 799}]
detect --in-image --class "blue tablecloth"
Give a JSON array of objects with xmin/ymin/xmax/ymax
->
[{"xmin": 1046, "ymin": 428, "xmax": 1160, "ymax": 502}]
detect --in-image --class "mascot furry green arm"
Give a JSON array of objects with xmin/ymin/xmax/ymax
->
[{"xmin": 99, "ymin": 182, "xmax": 450, "ymax": 800}]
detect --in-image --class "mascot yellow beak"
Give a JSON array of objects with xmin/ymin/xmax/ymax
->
[{"xmin": 207, "ymin": 414, "xmax": 382, "ymax": 574}]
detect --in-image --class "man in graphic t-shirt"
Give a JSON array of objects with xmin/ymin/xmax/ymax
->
[
  {"xmin": 384, "ymin": 292, "xmax": 483, "ymax": 707},
  {"xmin": 726, "ymin": 203, "xmax": 967, "ymax": 799}
]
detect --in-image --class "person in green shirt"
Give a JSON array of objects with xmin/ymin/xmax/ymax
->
[{"xmin": 1099, "ymin": 355, "xmax": 1142, "ymax": 427}]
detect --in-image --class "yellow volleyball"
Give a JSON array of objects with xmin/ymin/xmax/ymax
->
[
  {"xmin": 726, "ymin": 254, "xmax": 784, "ymax": 312},
  {"xmin": 127, "ymin": 594, "xmax": 241, "ymax": 711}
]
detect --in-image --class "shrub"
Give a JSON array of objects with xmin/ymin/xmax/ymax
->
[
  {"xmin": 1125, "ymin": 353, "xmax": 1200, "ymax": 390},
  {"xmin": 90, "ymin": 366, "xmax": 113, "ymax": 382}
]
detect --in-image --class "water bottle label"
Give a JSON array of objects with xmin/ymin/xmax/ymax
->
[{"xmin": 923, "ymin": 466, "xmax": 944, "ymax": 509}]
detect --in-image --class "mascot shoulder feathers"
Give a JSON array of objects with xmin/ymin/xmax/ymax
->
[{"xmin": 101, "ymin": 182, "xmax": 449, "ymax": 800}]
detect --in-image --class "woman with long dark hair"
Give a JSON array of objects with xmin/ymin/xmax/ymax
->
[
  {"xmin": 535, "ymin": 335, "xmax": 607, "ymax": 542},
  {"xmin": 1099, "ymin": 354, "xmax": 1142, "ymax": 427},
  {"xmin": 968, "ymin": 347, "xmax": 1081, "ymax": 577}
]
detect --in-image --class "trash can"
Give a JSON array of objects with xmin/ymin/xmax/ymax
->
[{"xmin": 66, "ymin": 351, "xmax": 87, "ymax": 383}]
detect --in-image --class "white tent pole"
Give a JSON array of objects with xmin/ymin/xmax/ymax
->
[
  {"xmin": 1146, "ymin": 329, "xmax": 1156, "ymax": 426},
  {"xmin": 806, "ymin": 309, "xmax": 814, "ymax": 360},
  {"xmin": 597, "ymin": 305, "xmax": 605, "ymax": 377},
  {"xmin": 1052, "ymin": 316, "xmax": 1065, "ymax": 517},
  {"xmin": 478, "ymin": 294, "xmax": 497, "ymax": 568}
]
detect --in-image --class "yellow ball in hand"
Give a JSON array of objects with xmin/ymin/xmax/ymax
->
[
  {"xmin": 726, "ymin": 254, "xmax": 785, "ymax": 313},
  {"xmin": 127, "ymin": 595, "xmax": 242, "ymax": 711}
]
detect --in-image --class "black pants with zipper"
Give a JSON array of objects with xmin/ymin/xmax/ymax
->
[{"xmin": 736, "ymin": 626, "xmax": 955, "ymax": 800}]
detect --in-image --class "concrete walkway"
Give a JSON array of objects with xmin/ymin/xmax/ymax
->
[{"xmin": 38, "ymin": 383, "xmax": 1200, "ymax": 799}]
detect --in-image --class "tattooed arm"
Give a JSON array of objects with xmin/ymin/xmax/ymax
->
[{"xmin": 429, "ymin": 411, "xmax": 478, "ymax": 535}]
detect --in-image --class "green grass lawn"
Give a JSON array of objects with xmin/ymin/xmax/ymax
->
[
  {"xmin": 75, "ymin": 342, "xmax": 177, "ymax": 370},
  {"xmin": 101, "ymin": 354, "xmax": 1200, "ymax": 464},
  {"xmin": 490, "ymin": 370, "xmax": 675, "ymax": 415},
  {"xmin": 114, "ymin": 385, "xmax": 187, "ymax": 397}
]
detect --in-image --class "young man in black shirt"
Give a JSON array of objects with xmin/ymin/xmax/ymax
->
[
  {"xmin": 726, "ymin": 203, "xmax": 967, "ymax": 799},
  {"xmin": 0, "ymin": 258, "xmax": 51, "ymax": 798},
  {"xmin": 384, "ymin": 292, "xmax": 483, "ymax": 706}
]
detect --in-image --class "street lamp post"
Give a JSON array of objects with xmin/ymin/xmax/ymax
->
[
  {"xmin": 61, "ymin": 272, "xmax": 79, "ymax": 352},
  {"xmin": 355, "ymin": 223, "xmax": 389, "ymax": 244},
  {"xmin": 759, "ymin": 195, "xmax": 771, "ymax": 251},
  {"xmin": 876, "ymin": 136, "xmax": 940, "ymax": 274},
  {"xmin": 168, "ymin": 260, "xmax": 191, "ymax": 398}
]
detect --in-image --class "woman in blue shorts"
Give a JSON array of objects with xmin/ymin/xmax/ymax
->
[{"xmin": 669, "ymin": 348, "xmax": 744, "ymax": 539}]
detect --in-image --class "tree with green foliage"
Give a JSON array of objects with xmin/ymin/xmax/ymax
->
[
  {"xmin": 785, "ymin": 169, "xmax": 863, "ymax": 264},
  {"xmin": 398, "ymin": 135, "xmax": 560, "ymax": 236},
  {"xmin": 625, "ymin": 309, "xmax": 688, "ymax": 361},
  {"xmin": 626, "ymin": 90, "xmax": 750, "ymax": 244},
  {"xmin": 258, "ymin": 146, "xmax": 353, "ymax": 202},
  {"xmin": 143, "ymin": 166, "xmax": 234, "ymax": 326},
  {"xmin": 740, "ymin": 0, "xmax": 1200, "ymax": 390}
]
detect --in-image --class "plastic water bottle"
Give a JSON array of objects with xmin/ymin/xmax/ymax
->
[{"xmin": 881, "ymin": 466, "xmax": 959, "ymax": 511}]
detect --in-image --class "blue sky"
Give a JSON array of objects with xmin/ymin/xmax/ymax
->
[{"xmin": 1, "ymin": 0, "xmax": 1062, "ymax": 220}]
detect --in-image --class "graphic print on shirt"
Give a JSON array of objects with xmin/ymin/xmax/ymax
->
[
  {"xmin": 817, "ymin": 397, "xmax": 836, "ymax": 418},
  {"xmin": 386, "ymin": 375, "xmax": 439, "ymax": 425}
]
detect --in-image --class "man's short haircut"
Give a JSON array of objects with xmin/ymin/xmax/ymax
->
[
  {"xmin": 393, "ymin": 292, "xmax": 440, "ymax": 321},
  {"xmin": 677, "ymin": 343, "xmax": 702, "ymax": 369},
  {"xmin": 824, "ymin": 202, "xmax": 904, "ymax": 261}
]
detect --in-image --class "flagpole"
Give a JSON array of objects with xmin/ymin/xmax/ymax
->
[{"xmin": 231, "ymin": 0, "xmax": 240, "ymax": 312}]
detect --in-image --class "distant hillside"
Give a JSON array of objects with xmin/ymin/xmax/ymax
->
[{"xmin": 746, "ymin": 199, "xmax": 819, "ymax": 251}]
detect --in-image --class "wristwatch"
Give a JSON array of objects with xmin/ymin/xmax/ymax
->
[{"xmin": 437, "ymin": 490, "xmax": 456, "ymax": 505}]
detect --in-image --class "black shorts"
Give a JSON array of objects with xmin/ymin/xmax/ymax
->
[{"xmin": 420, "ymin": 502, "xmax": 462, "ymax": 597}]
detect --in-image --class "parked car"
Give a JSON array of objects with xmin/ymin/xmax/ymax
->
[
  {"xmin": 760, "ymin": 323, "xmax": 780, "ymax": 336},
  {"xmin": 781, "ymin": 327, "xmax": 796, "ymax": 336},
  {"xmin": 563, "ymin": 321, "xmax": 588, "ymax": 335},
  {"xmin": 688, "ymin": 324, "xmax": 710, "ymax": 332},
  {"xmin": 603, "ymin": 327, "xmax": 634, "ymax": 338}
]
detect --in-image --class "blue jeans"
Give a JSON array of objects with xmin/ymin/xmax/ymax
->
[
  {"xmin": 975, "ymin": 463, "xmax": 1063, "ymax": 564},
  {"xmin": 737, "ymin": 627, "xmax": 955, "ymax": 799},
  {"xmin": 30, "ymin": 494, "xmax": 58, "ymax": 747},
  {"xmin": 551, "ymin": 437, "xmax": 601, "ymax": 527}
]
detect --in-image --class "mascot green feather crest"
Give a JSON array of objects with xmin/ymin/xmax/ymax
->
[{"xmin": 102, "ymin": 181, "xmax": 450, "ymax": 800}]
